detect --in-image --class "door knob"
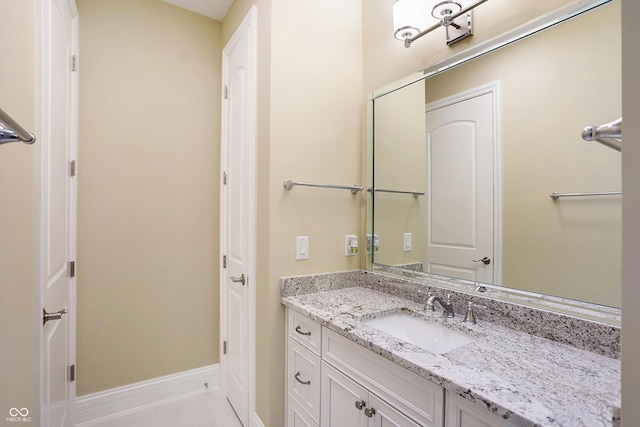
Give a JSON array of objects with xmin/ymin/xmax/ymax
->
[
  {"xmin": 43, "ymin": 308, "xmax": 67, "ymax": 326},
  {"xmin": 472, "ymin": 257, "xmax": 491, "ymax": 265},
  {"xmin": 229, "ymin": 274, "xmax": 246, "ymax": 286}
]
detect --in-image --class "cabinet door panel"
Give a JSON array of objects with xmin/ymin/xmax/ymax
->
[
  {"xmin": 288, "ymin": 397, "xmax": 319, "ymax": 427},
  {"xmin": 288, "ymin": 339, "xmax": 321, "ymax": 422},
  {"xmin": 446, "ymin": 391, "xmax": 512, "ymax": 427},
  {"xmin": 321, "ymin": 362, "xmax": 368, "ymax": 427},
  {"xmin": 369, "ymin": 394, "xmax": 422, "ymax": 427}
]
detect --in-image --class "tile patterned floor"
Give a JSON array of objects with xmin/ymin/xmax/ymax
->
[{"xmin": 82, "ymin": 390, "xmax": 243, "ymax": 427}]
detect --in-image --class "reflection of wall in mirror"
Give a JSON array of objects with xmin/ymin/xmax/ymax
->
[
  {"xmin": 425, "ymin": 2, "xmax": 621, "ymax": 307},
  {"xmin": 373, "ymin": 78, "xmax": 427, "ymax": 268}
]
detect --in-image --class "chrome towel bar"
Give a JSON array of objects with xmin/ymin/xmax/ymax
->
[
  {"xmin": 283, "ymin": 179, "xmax": 363, "ymax": 195},
  {"xmin": 582, "ymin": 117, "xmax": 621, "ymax": 152},
  {"xmin": 550, "ymin": 191, "xmax": 621, "ymax": 200},
  {"xmin": 0, "ymin": 107, "xmax": 36, "ymax": 145},
  {"xmin": 367, "ymin": 188, "xmax": 425, "ymax": 198}
]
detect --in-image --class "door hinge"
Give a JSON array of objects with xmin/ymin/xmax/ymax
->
[
  {"xmin": 70, "ymin": 261, "xmax": 76, "ymax": 278},
  {"xmin": 224, "ymin": 85, "xmax": 228, "ymax": 99},
  {"xmin": 69, "ymin": 365, "xmax": 76, "ymax": 382},
  {"xmin": 223, "ymin": 341, "xmax": 227, "ymax": 355},
  {"xmin": 70, "ymin": 160, "xmax": 77, "ymax": 177},
  {"xmin": 71, "ymin": 55, "xmax": 78, "ymax": 72},
  {"xmin": 222, "ymin": 255, "xmax": 227, "ymax": 268},
  {"xmin": 223, "ymin": 171, "xmax": 227, "ymax": 185}
]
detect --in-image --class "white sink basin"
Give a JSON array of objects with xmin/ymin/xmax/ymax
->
[{"xmin": 362, "ymin": 312, "xmax": 475, "ymax": 355}]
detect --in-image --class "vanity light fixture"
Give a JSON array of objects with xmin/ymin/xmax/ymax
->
[{"xmin": 393, "ymin": 0, "xmax": 489, "ymax": 48}]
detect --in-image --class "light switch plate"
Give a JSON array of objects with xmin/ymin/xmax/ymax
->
[
  {"xmin": 296, "ymin": 236, "xmax": 309, "ymax": 260},
  {"xmin": 403, "ymin": 233, "xmax": 412, "ymax": 252}
]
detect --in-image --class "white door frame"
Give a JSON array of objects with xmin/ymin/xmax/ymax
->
[
  {"xmin": 34, "ymin": 0, "xmax": 79, "ymax": 424},
  {"xmin": 220, "ymin": 5, "xmax": 258, "ymax": 426},
  {"xmin": 425, "ymin": 81, "xmax": 502, "ymax": 284}
]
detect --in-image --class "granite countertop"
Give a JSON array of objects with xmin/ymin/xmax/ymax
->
[{"xmin": 281, "ymin": 286, "xmax": 621, "ymax": 427}]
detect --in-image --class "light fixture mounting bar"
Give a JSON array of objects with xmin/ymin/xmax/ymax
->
[{"xmin": 404, "ymin": 0, "xmax": 489, "ymax": 48}]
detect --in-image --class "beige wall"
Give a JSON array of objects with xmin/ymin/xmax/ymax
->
[
  {"xmin": 621, "ymin": 0, "xmax": 640, "ymax": 424},
  {"xmin": 421, "ymin": 3, "xmax": 621, "ymax": 306},
  {"xmin": 0, "ymin": 0, "xmax": 37, "ymax": 422},
  {"xmin": 373, "ymin": 79, "xmax": 427, "ymax": 267},
  {"xmin": 76, "ymin": 0, "xmax": 222, "ymax": 395},
  {"xmin": 270, "ymin": 3, "xmax": 363, "ymax": 422}
]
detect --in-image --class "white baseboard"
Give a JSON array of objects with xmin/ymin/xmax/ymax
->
[{"xmin": 75, "ymin": 364, "xmax": 219, "ymax": 426}]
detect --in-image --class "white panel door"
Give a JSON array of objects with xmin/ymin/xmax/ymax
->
[
  {"xmin": 220, "ymin": 8, "xmax": 257, "ymax": 427},
  {"xmin": 321, "ymin": 362, "xmax": 368, "ymax": 427},
  {"xmin": 425, "ymin": 91, "xmax": 495, "ymax": 283},
  {"xmin": 39, "ymin": 0, "xmax": 77, "ymax": 426}
]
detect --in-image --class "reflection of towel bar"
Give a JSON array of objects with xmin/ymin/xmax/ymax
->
[
  {"xmin": 550, "ymin": 191, "xmax": 621, "ymax": 200},
  {"xmin": 0, "ymin": 107, "xmax": 36, "ymax": 145},
  {"xmin": 283, "ymin": 179, "xmax": 363, "ymax": 195},
  {"xmin": 367, "ymin": 188, "xmax": 425, "ymax": 198}
]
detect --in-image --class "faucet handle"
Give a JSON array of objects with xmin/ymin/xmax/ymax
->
[
  {"xmin": 463, "ymin": 301, "xmax": 486, "ymax": 324},
  {"xmin": 426, "ymin": 292, "xmax": 435, "ymax": 311}
]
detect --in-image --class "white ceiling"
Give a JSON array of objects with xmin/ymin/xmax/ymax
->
[{"xmin": 162, "ymin": 0, "xmax": 233, "ymax": 21}]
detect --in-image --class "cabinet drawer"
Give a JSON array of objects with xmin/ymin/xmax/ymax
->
[
  {"xmin": 288, "ymin": 309, "xmax": 321, "ymax": 355},
  {"xmin": 288, "ymin": 397, "xmax": 319, "ymax": 427},
  {"xmin": 322, "ymin": 327, "xmax": 444, "ymax": 427},
  {"xmin": 288, "ymin": 339, "xmax": 321, "ymax": 423}
]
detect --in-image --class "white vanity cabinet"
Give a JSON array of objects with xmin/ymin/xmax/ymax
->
[
  {"xmin": 285, "ymin": 307, "xmax": 445, "ymax": 427},
  {"xmin": 321, "ymin": 327, "xmax": 444, "ymax": 427},
  {"xmin": 445, "ymin": 392, "xmax": 513, "ymax": 427}
]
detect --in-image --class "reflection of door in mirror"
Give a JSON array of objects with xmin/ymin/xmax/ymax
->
[{"xmin": 425, "ymin": 85, "xmax": 498, "ymax": 284}]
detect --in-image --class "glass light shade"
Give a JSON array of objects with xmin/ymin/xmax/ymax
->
[{"xmin": 393, "ymin": 0, "xmax": 432, "ymax": 40}]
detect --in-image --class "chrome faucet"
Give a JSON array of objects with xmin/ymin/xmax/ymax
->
[{"xmin": 426, "ymin": 294, "xmax": 455, "ymax": 318}]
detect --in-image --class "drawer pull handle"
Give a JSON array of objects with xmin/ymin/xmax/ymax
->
[
  {"xmin": 355, "ymin": 400, "xmax": 366, "ymax": 410},
  {"xmin": 294, "ymin": 371, "xmax": 311, "ymax": 385},
  {"xmin": 364, "ymin": 407, "xmax": 376, "ymax": 418},
  {"xmin": 295, "ymin": 325, "xmax": 311, "ymax": 336}
]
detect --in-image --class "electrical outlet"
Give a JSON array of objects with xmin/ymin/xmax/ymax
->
[
  {"xmin": 367, "ymin": 234, "xmax": 380, "ymax": 253},
  {"xmin": 345, "ymin": 235, "xmax": 358, "ymax": 256}
]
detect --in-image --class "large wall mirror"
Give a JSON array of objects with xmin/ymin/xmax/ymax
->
[{"xmin": 368, "ymin": 0, "xmax": 621, "ymax": 313}]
